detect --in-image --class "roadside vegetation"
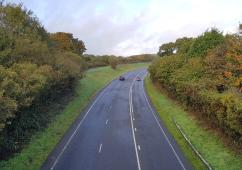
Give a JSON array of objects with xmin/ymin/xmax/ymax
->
[
  {"xmin": 149, "ymin": 28, "xmax": 242, "ymax": 145},
  {"xmin": 0, "ymin": 63, "xmax": 149, "ymax": 169},
  {"xmin": 0, "ymin": 1, "xmax": 154, "ymax": 163},
  {"xmin": 145, "ymin": 78, "xmax": 242, "ymax": 169},
  {"xmin": 147, "ymin": 28, "xmax": 242, "ymax": 169},
  {"xmin": 0, "ymin": 2, "xmax": 87, "ymax": 160}
]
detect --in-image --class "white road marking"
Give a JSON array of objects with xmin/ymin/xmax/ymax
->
[
  {"xmin": 99, "ymin": 143, "xmax": 103, "ymax": 153},
  {"xmin": 106, "ymin": 119, "xmax": 109, "ymax": 125},
  {"xmin": 141, "ymin": 80, "xmax": 186, "ymax": 170},
  {"xmin": 129, "ymin": 74, "xmax": 142, "ymax": 170},
  {"xmin": 50, "ymin": 86, "xmax": 108, "ymax": 170},
  {"xmin": 131, "ymin": 101, "xmax": 133, "ymax": 113},
  {"xmin": 135, "ymin": 128, "xmax": 137, "ymax": 132},
  {"xmin": 138, "ymin": 145, "xmax": 141, "ymax": 151}
]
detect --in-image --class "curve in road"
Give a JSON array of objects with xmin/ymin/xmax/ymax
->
[{"xmin": 41, "ymin": 69, "xmax": 193, "ymax": 170}]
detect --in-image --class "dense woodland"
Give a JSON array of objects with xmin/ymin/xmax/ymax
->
[
  {"xmin": 0, "ymin": 3, "xmax": 154, "ymax": 160},
  {"xmin": 149, "ymin": 29, "xmax": 242, "ymax": 144}
]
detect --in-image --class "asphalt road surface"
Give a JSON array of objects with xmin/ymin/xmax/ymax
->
[{"xmin": 41, "ymin": 69, "xmax": 193, "ymax": 170}]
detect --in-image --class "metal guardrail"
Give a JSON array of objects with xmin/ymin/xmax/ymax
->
[{"xmin": 173, "ymin": 119, "xmax": 213, "ymax": 170}]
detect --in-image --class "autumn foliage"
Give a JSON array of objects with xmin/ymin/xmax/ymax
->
[
  {"xmin": 149, "ymin": 29, "xmax": 242, "ymax": 143},
  {"xmin": 0, "ymin": 2, "xmax": 86, "ymax": 159}
]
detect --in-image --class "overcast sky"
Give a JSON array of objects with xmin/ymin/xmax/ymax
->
[{"xmin": 9, "ymin": 0, "xmax": 242, "ymax": 56}]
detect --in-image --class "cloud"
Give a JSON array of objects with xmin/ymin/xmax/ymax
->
[{"xmin": 9, "ymin": 0, "xmax": 242, "ymax": 56}]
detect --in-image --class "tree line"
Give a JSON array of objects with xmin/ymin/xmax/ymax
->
[
  {"xmin": 83, "ymin": 53, "xmax": 156, "ymax": 69},
  {"xmin": 149, "ymin": 28, "xmax": 242, "ymax": 144}
]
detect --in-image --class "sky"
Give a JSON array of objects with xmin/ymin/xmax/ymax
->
[{"xmin": 9, "ymin": 0, "xmax": 242, "ymax": 56}]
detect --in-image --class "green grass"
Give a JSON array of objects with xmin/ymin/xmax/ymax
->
[
  {"xmin": 0, "ymin": 63, "xmax": 149, "ymax": 170},
  {"xmin": 145, "ymin": 77, "xmax": 242, "ymax": 170}
]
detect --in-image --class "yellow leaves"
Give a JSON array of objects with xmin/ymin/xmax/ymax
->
[
  {"xmin": 50, "ymin": 32, "xmax": 86, "ymax": 55},
  {"xmin": 233, "ymin": 76, "xmax": 242, "ymax": 92},
  {"xmin": 223, "ymin": 71, "xmax": 232, "ymax": 78},
  {"xmin": 50, "ymin": 32, "xmax": 73, "ymax": 50}
]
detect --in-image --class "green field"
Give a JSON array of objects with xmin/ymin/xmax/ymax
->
[
  {"xmin": 0, "ymin": 63, "xmax": 149, "ymax": 170},
  {"xmin": 145, "ymin": 77, "xmax": 242, "ymax": 170}
]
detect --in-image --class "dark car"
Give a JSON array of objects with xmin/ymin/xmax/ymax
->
[
  {"xmin": 119, "ymin": 76, "xmax": 125, "ymax": 81},
  {"xmin": 136, "ymin": 76, "xmax": 141, "ymax": 81}
]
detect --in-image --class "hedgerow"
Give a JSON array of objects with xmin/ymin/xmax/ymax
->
[{"xmin": 149, "ymin": 29, "xmax": 242, "ymax": 143}]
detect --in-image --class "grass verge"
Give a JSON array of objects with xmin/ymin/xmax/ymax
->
[
  {"xmin": 145, "ymin": 77, "xmax": 242, "ymax": 170},
  {"xmin": 0, "ymin": 63, "xmax": 149, "ymax": 170}
]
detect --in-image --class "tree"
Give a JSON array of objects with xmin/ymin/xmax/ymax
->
[
  {"xmin": 108, "ymin": 56, "xmax": 118, "ymax": 69},
  {"xmin": 175, "ymin": 37, "xmax": 193, "ymax": 54},
  {"xmin": 49, "ymin": 32, "xmax": 86, "ymax": 55},
  {"xmin": 158, "ymin": 42, "xmax": 175, "ymax": 57},
  {"xmin": 187, "ymin": 28, "xmax": 225, "ymax": 58},
  {"xmin": 0, "ymin": 2, "xmax": 47, "ymax": 40}
]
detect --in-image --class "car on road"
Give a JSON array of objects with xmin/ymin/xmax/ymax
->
[
  {"xmin": 136, "ymin": 76, "xmax": 141, "ymax": 81},
  {"xmin": 119, "ymin": 76, "xmax": 125, "ymax": 81}
]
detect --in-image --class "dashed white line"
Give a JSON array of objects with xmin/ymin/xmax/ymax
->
[
  {"xmin": 106, "ymin": 119, "xmax": 109, "ymax": 125},
  {"xmin": 99, "ymin": 143, "xmax": 103, "ymax": 153},
  {"xmin": 138, "ymin": 145, "xmax": 141, "ymax": 151}
]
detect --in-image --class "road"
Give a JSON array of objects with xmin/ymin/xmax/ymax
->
[{"xmin": 41, "ymin": 69, "xmax": 193, "ymax": 170}]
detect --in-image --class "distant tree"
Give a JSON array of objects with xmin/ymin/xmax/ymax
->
[{"xmin": 108, "ymin": 56, "xmax": 118, "ymax": 69}]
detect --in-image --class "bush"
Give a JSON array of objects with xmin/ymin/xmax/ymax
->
[{"xmin": 149, "ymin": 29, "xmax": 242, "ymax": 143}]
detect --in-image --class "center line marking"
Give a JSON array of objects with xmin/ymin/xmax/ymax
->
[
  {"xmin": 129, "ymin": 73, "xmax": 142, "ymax": 170},
  {"xmin": 106, "ymin": 119, "xmax": 109, "ymax": 125},
  {"xmin": 138, "ymin": 145, "xmax": 141, "ymax": 151},
  {"xmin": 99, "ymin": 144, "xmax": 102, "ymax": 153}
]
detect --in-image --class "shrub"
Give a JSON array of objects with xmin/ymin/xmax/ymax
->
[{"xmin": 149, "ymin": 29, "xmax": 242, "ymax": 143}]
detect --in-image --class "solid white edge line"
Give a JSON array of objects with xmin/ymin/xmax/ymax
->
[
  {"xmin": 141, "ymin": 79, "xmax": 186, "ymax": 170},
  {"xmin": 99, "ymin": 143, "xmax": 103, "ymax": 153},
  {"xmin": 50, "ymin": 86, "xmax": 107, "ymax": 170}
]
